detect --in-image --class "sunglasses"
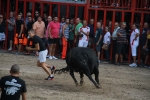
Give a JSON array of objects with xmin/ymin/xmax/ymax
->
[{"xmin": 35, "ymin": 13, "xmax": 39, "ymax": 14}]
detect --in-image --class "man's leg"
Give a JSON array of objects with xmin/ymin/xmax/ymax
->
[
  {"xmin": 52, "ymin": 44, "xmax": 56, "ymax": 56},
  {"xmin": 62, "ymin": 38, "xmax": 67, "ymax": 59},
  {"xmin": 10, "ymin": 40, "xmax": 13, "ymax": 49},
  {"xmin": 120, "ymin": 54, "xmax": 123, "ymax": 63},
  {"xmin": 18, "ymin": 44, "xmax": 22, "ymax": 53},
  {"xmin": 49, "ymin": 44, "xmax": 53, "ymax": 56},
  {"xmin": 37, "ymin": 61, "xmax": 51, "ymax": 76},
  {"xmin": 145, "ymin": 55, "xmax": 149, "ymax": 64}
]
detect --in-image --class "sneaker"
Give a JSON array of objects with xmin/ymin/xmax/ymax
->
[
  {"xmin": 103, "ymin": 61, "xmax": 109, "ymax": 64},
  {"xmin": 129, "ymin": 63, "xmax": 137, "ymax": 67},
  {"xmin": 114, "ymin": 63, "xmax": 120, "ymax": 66},
  {"xmin": 52, "ymin": 56, "xmax": 58, "ymax": 60},
  {"xmin": 45, "ymin": 76, "xmax": 54, "ymax": 80},
  {"xmin": 98, "ymin": 60, "xmax": 101, "ymax": 63},
  {"xmin": 140, "ymin": 63, "xmax": 145, "ymax": 67},
  {"xmin": 8, "ymin": 48, "xmax": 12, "ymax": 51},
  {"xmin": 49, "ymin": 56, "xmax": 52, "ymax": 60},
  {"xmin": 15, "ymin": 52, "xmax": 18, "ymax": 55},
  {"xmin": 51, "ymin": 66, "xmax": 56, "ymax": 74},
  {"xmin": 46, "ymin": 55, "xmax": 50, "ymax": 58}
]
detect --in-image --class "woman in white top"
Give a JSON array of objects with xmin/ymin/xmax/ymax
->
[
  {"xmin": 129, "ymin": 24, "xmax": 140, "ymax": 67},
  {"xmin": 103, "ymin": 27, "xmax": 111, "ymax": 63}
]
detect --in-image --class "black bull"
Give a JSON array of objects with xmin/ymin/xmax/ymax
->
[{"xmin": 55, "ymin": 47, "xmax": 101, "ymax": 88}]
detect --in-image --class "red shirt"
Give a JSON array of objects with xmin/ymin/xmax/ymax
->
[{"xmin": 49, "ymin": 21, "xmax": 60, "ymax": 38}]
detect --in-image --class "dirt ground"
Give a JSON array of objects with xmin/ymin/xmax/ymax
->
[{"xmin": 0, "ymin": 52, "xmax": 150, "ymax": 100}]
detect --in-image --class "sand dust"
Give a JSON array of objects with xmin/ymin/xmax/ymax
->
[{"xmin": 0, "ymin": 52, "xmax": 150, "ymax": 100}]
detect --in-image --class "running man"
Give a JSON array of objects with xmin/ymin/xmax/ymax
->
[{"xmin": 26, "ymin": 29, "xmax": 55, "ymax": 80}]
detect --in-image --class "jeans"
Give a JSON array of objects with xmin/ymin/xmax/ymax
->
[{"xmin": 105, "ymin": 45, "xmax": 110, "ymax": 62}]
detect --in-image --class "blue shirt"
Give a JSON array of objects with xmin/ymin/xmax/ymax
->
[{"xmin": 88, "ymin": 24, "xmax": 94, "ymax": 38}]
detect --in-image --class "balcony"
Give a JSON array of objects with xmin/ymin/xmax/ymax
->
[
  {"xmin": 90, "ymin": 0, "xmax": 131, "ymax": 9},
  {"xmin": 136, "ymin": 0, "xmax": 150, "ymax": 11},
  {"xmin": 41, "ymin": 0, "xmax": 86, "ymax": 4}
]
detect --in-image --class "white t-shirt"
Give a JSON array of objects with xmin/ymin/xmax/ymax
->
[
  {"xmin": 103, "ymin": 32, "xmax": 111, "ymax": 44},
  {"xmin": 130, "ymin": 29, "xmax": 140, "ymax": 45},
  {"xmin": 79, "ymin": 26, "xmax": 90, "ymax": 41}
]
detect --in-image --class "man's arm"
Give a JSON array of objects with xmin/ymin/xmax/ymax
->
[
  {"xmin": 22, "ymin": 92, "xmax": 26, "ymax": 100},
  {"xmin": 19, "ymin": 24, "xmax": 24, "ymax": 37},
  {"xmin": 144, "ymin": 30, "xmax": 150, "ymax": 48},
  {"xmin": 26, "ymin": 43, "xmax": 40, "ymax": 51},
  {"xmin": 97, "ymin": 35, "xmax": 102, "ymax": 45},
  {"xmin": 134, "ymin": 30, "xmax": 140, "ymax": 40},
  {"xmin": 7, "ymin": 20, "xmax": 15, "ymax": 26}
]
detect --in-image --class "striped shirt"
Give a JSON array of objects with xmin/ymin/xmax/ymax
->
[
  {"xmin": 64, "ymin": 24, "xmax": 69, "ymax": 39},
  {"xmin": 117, "ymin": 28, "xmax": 127, "ymax": 44}
]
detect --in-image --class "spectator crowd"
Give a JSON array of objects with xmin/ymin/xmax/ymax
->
[{"xmin": 0, "ymin": 11, "xmax": 150, "ymax": 68}]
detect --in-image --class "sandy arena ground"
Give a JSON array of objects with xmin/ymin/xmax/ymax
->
[{"xmin": 0, "ymin": 52, "xmax": 150, "ymax": 100}]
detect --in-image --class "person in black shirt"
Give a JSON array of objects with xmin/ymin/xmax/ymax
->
[
  {"xmin": 25, "ymin": 16, "xmax": 34, "ymax": 55},
  {"xmin": 0, "ymin": 64, "xmax": 27, "ymax": 100},
  {"xmin": 0, "ymin": 15, "xmax": 5, "ymax": 48},
  {"xmin": 15, "ymin": 14, "xmax": 24, "ymax": 55},
  {"xmin": 43, "ymin": 13, "xmax": 48, "ymax": 29},
  {"xmin": 26, "ymin": 29, "xmax": 56, "ymax": 80},
  {"xmin": 88, "ymin": 19, "xmax": 94, "ymax": 48},
  {"xmin": 34, "ymin": 11, "xmax": 39, "ymax": 22}
]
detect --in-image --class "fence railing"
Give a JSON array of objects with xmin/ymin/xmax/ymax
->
[
  {"xmin": 41, "ymin": 0, "xmax": 86, "ymax": 4},
  {"xmin": 136, "ymin": 0, "xmax": 150, "ymax": 10},
  {"xmin": 90, "ymin": 0, "xmax": 131, "ymax": 9}
]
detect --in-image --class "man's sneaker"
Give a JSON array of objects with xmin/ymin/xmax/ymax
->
[
  {"xmin": 45, "ymin": 76, "xmax": 54, "ymax": 80},
  {"xmin": 49, "ymin": 56, "xmax": 52, "ymax": 60},
  {"xmin": 46, "ymin": 55, "xmax": 50, "ymax": 58},
  {"xmin": 129, "ymin": 63, "xmax": 137, "ymax": 67},
  {"xmin": 52, "ymin": 56, "xmax": 58, "ymax": 60},
  {"xmin": 114, "ymin": 63, "xmax": 120, "ymax": 66},
  {"xmin": 8, "ymin": 48, "xmax": 12, "ymax": 51},
  {"xmin": 51, "ymin": 66, "xmax": 56, "ymax": 74}
]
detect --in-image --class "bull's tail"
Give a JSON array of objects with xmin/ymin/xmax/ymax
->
[{"xmin": 54, "ymin": 66, "xmax": 70, "ymax": 74}]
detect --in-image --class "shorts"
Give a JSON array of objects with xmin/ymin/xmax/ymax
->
[
  {"xmin": 96, "ymin": 43, "xmax": 102, "ymax": 52},
  {"xmin": 116, "ymin": 43, "xmax": 125, "ymax": 55},
  {"xmin": 8, "ymin": 31, "xmax": 14, "ymax": 41},
  {"xmin": 131, "ymin": 44, "xmax": 138, "ymax": 56},
  {"xmin": 14, "ymin": 33, "xmax": 24, "ymax": 45},
  {"xmin": 78, "ymin": 40, "xmax": 88, "ymax": 47},
  {"xmin": 38, "ymin": 50, "xmax": 48, "ymax": 63},
  {"xmin": 0, "ymin": 32, "xmax": 5, "ymax": 41},
  {"xmin": 49, "ymin": 38, "xmax": 58, "ymax": 44}
]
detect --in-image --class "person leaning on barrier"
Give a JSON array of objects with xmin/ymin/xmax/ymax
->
[{"xmin": 0, "ymin": 64, "xmax": 27, "ymax": 100}]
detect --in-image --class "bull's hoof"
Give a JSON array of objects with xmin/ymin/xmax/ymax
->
[
  {"xmin": 95, "ymin": 84, "xmax": 101, "ymax": 89},
  {"xmin": 80, "ymin": 81, "xmax": 84, "ymax": 86},
  {"xmin": 75, "ymin": 82, "xmax": 79, "ymax": 86}
]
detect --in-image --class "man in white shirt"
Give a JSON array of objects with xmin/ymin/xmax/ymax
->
[
  {"xmin": 129, "ymin": 24, "xmax": 140, "ymax": 67},
  {"xmin": 78, "ymin": 20, "xmax": 90, "ymax": 47}
]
